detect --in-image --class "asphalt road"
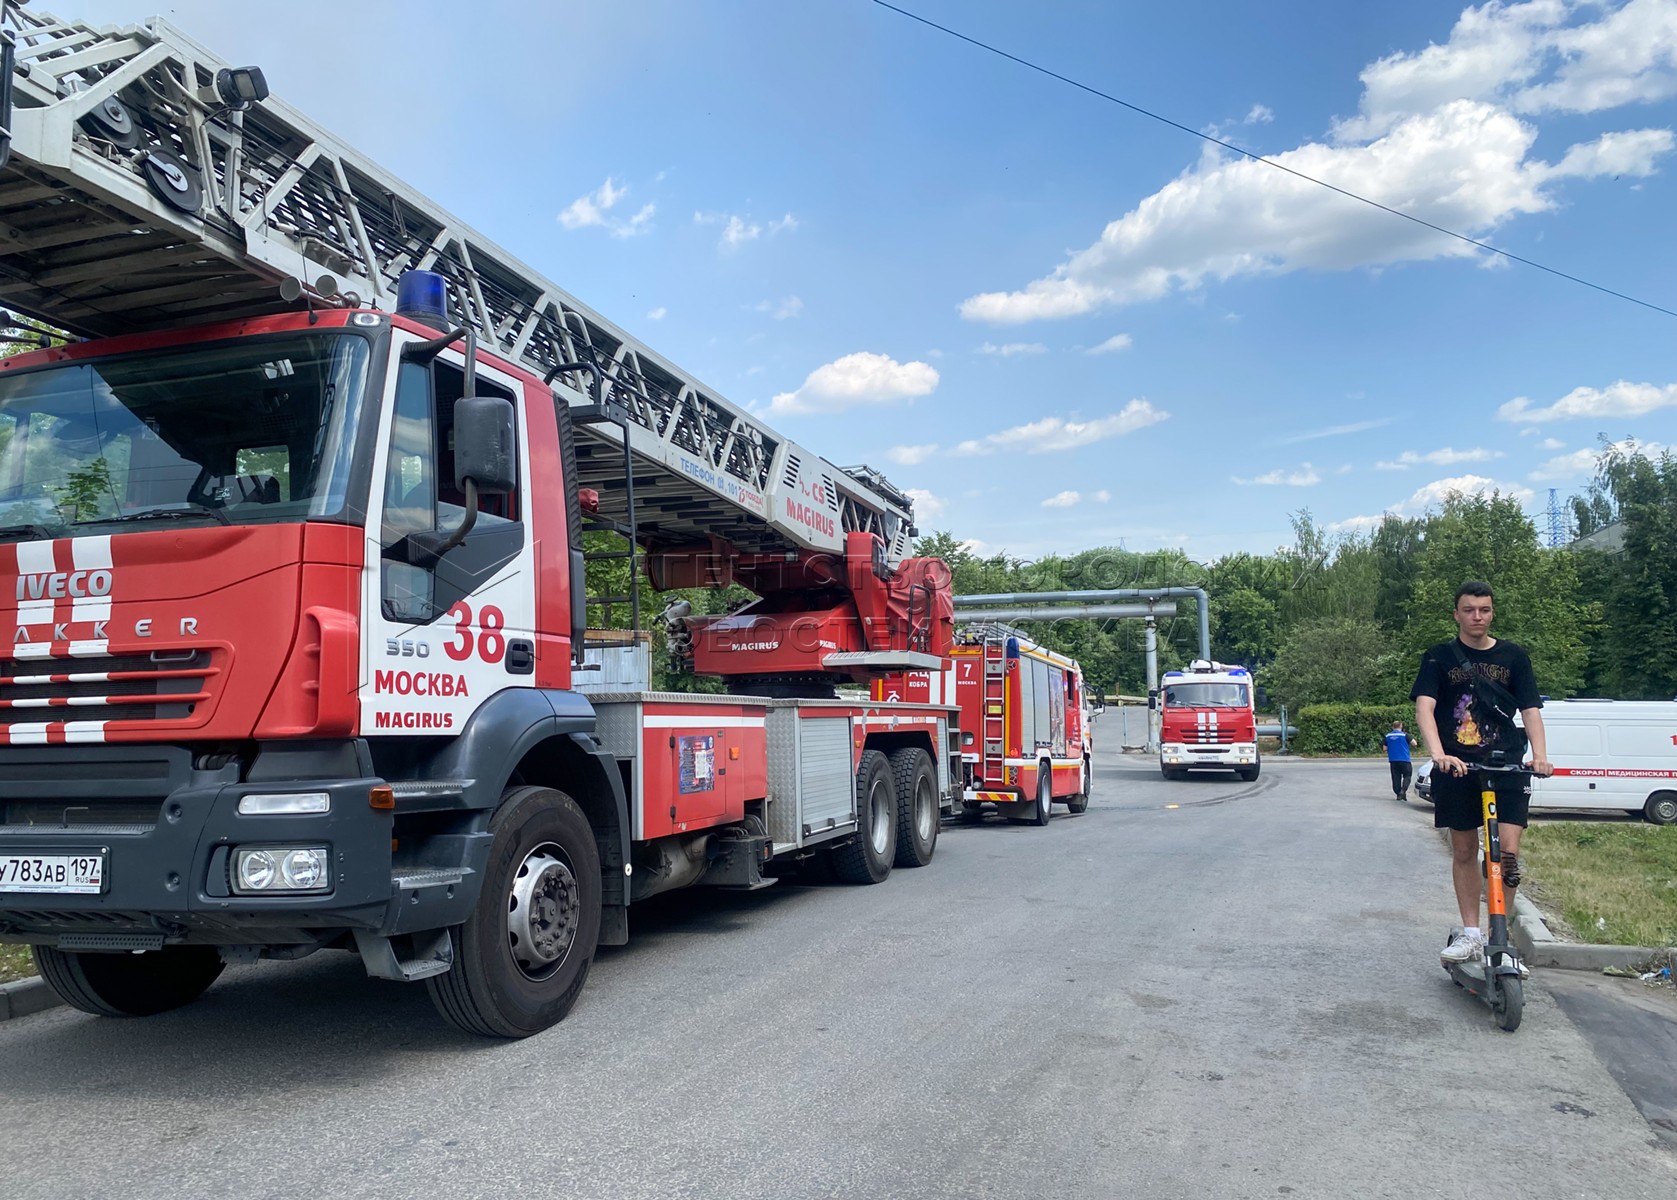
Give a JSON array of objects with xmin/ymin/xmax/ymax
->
[{"xmin": 5, "ymin": 746, "xmax": 1676, "ymax": 1200}]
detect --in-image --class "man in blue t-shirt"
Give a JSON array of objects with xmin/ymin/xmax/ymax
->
[{"xmin": 1384, "ymin": 719, "xmax": 1416, "ymax": 800}]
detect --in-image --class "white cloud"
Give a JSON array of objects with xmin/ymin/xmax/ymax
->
[
  {"xmin": 1403, "ymin": 473, "xmax": 1534, "ymax": 510},
  {"xmin": 1232, "ymin": 463, "xmax": 1323, "ymax": 486},
  {"xmin": 979, "ymin": 341, "xmax": 1047, "ymax": 356},
  {"xmin": 1497, "ymin": 379, "xmax": 1677, "ymax": 422},
  {"xmin": 958, "ymin": 1, "xmax": 1677, "ymax": 324},
  {"xmin": 646, "ymin": 306, "xmax": 667, "ymax": 321},
  {"xmin": 1328, "ymin": 514, "xmax": 1389, "ymax": 532},
  {"xmin": 1246, "ymin": 103, "xmax": 1276, "ymax": 124},
  {"xmin": 558, "ymin": 178, "xmax": 655, "ymax": 238},
  {"xmin": 1087, "ymin": 333, "xmax": 1134, "ymax": 355},
  {"xmin": 1376, "ymin": 446, "xmax": 1505, "ymax": 469},
  {"xmin": 754, "ymin": 296, "xmax": 804, "ymax": 320},
  {"xmin": 906, "ymin": 488, "xmax": 947, "ymax": 522},
  {"xmin": 1342, "ymin": 0, "xmax": 1677, "ymax": 140},
  {"xmin": 1541, "ymin": 437, "xmax": 1565, "ymax": 449},
  {"xmin": 1093, "ymin": 489, "xmax": 1112, "ymax": 502},
  {"xmin": 1041, "ymin": 490, "xmax": 1082, "ymax": 508},
  {"xmin": 695, "ymin": 209, "xmax": 799, "ymax": 250},
  {"xmin": 950, "ymin": 400, "xmax": 1170, "ymax": 455},
  {"xmin": 1530, "ymin": 437, "xmax": 1667, "ymax": 481},
  {"xmin": 1274, "ymin": 418, "xmax": 1392, "ymax": 445},
  {"xmin": 887, "ymin": 443, "xmax": 940, "ymax": 466},
  {"xmin": 768, "ymin": 352, "xmax": 939, "ymax": 417}
]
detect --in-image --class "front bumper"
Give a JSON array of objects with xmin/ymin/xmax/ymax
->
[
  {"xmin": 1160, "ymin": 743, "xmax": 1257, "ymax": 768},
  {"xmin": 0, "ymin": 744, "xmax": 404, "ymax": 946}
]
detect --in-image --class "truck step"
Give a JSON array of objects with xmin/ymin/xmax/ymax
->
[
  {"xmin": 56, "ymin": 932, "xmax": 166, "ymax": 952},
  {"xmin": 353, "ymin": 929, "xmax": 455, "ymax": 982}
]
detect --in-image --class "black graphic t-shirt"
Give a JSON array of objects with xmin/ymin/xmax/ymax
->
[{"xmin": 1410, "ymin": 638, "xmax": 1542, "ymax": 762}]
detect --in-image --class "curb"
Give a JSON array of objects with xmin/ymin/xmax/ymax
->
[
  {"xmin": 1510, "ymin": 892, "xmax": 1675, "ymax": 973},
  {"xmin": 0, "ymin": 975, "xmax": 61, "ymax": 1022}
]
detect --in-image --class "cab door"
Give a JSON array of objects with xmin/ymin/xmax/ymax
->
[{"xmin": 359, "ymin": 336, "xmax": 537, "ymax": 735}]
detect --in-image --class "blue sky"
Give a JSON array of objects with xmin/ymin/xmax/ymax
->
[{"xmin": 49, "ymin": 0, "xmax": 1677, "ymax": 561}]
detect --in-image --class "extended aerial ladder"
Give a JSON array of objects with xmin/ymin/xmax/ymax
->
[{"xmin": 0, "ymin": 2, "xmax": 921, "ymax": 595}]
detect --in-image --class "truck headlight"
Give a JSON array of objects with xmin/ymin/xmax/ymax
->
[
  {"xmin": 234, "ymin": 846, "xmax": 330, "ymax": 894},
  {"xmin": 238, "ymin": 791, "xmax": 331, "ymax": 815}
]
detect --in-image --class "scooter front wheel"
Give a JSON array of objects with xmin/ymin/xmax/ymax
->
[{"xmin": 1494, "ymin": 976, "xmax": 1524, "ymax": 1032}]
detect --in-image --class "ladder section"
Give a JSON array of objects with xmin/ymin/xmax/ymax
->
[
  {"xmin": 982, "ymin": 639, "xmax": 1007, "ymax": 784},
  {"xmin": 0, "ymin": 5, "xmax": 917, "ymax": 564}
]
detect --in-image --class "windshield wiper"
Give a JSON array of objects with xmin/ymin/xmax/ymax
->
[
  {"xmin": 79, "ymin": 503, "xmax": 232, "ymax": 527},
  {"xmin": 0, "ymin": 523, "xmax": 56, "ymax": 542}
]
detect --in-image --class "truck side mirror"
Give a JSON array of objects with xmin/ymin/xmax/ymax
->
[
  {"xmin": 1148, "ymin": 688, "xmax": 1159, "ymax": 711},
  {"xmin": 1255, "ymin": 686, "xmax": 1269, "ymax": 709},
  {"xmin": 453, "ymin": 395, "xmax": 516, "ymax": 493}
]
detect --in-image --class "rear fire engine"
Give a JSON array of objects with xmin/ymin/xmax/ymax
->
[
  {"xmin": 875, "ymin": 623, "xmax": 1090, "ymax": 824},
  {"xmin": 0, "ymin": 6, "xmax": 962, "ymax": 1037},
  {"xmin": 1157, "ymin": 660, "xmax": 1260, "ymax": 781}
]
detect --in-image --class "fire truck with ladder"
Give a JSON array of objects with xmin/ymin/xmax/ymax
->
[
  {"xmin": 0, "ymin": 4, "xmax": 965, "ymax": 1037},
  {"xmin": 1157, "ymin": 660, "xmax": 1260, "ymax": 781},
  {"xmin": 873, "ymin": 623, "xmax": 1091, "ymax": 825}
]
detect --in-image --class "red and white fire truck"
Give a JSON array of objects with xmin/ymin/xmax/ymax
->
[
  {"xmin": 1157, "ymin": 660, "xmax": 1260, "ymax": 781},
  {"xmin": 874, "ymin": 623, "xmax": 1091, "ymax": 824},
  {"xmin": 0, "ymin": 7, "xmax": 963, "ymax": 1036}
]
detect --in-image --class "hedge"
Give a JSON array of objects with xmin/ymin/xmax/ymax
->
[{"xmin": 1294, "ymin": 703, "xmax": 1413, "ymax": 756}]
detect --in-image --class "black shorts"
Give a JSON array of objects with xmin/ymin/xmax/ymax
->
[{"xmin": 1431, "ymin": 768, "xmax": 1530, "ymax": 832}]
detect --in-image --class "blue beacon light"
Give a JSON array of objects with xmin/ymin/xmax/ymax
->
[{"xmin": 396, "ymin": 269, "xmax": 450, "ymax": 328}]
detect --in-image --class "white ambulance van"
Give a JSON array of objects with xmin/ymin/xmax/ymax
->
[{"xmin": 1524, "ymin": 700, "xmax": 1677, "ymax": 825}]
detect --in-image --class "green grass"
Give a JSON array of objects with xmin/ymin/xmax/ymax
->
[
  {"xmin": 0, "ymin": 943, "xmax": 37, "ymax": 985},
  {"xmin": 1523, "ymin": 823, "xmax": 1677, "ymax": 949}
]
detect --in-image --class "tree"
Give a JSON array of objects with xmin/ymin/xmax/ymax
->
[
  {"xmin": 1404, "ymin": 492, "xmax": 1594, "ymax": 699},
  {"xmin": 1576, "ymin": 448, "xmax": 1677, "ymax": 698},
  {"xmin": 1265, "ymin": 615, "xmax": 1396, "ymax": 709}
]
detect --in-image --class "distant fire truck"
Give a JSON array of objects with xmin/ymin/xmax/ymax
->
[
  {"xmin": 0, "ymin": 6, "xmax": 963, "ymax": 1037},
  {"xmin": 1157, "ymin": 660, "xmax": 1260, "ymax": 781},
  {"xmin": 875, "ymin": 623, "xmax": 1091, "ymax": 824}
]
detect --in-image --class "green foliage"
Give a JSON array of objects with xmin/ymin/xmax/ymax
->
[
  {"xmin": 1293, "ymin": 703, "xmax": 1414, "ymax": 756},
  {"xmin": 1266, "ymin": 615, "xmax": 1398, "ymax": 710},
  {"xmin": 1403, "ymin": 492, "xmax": 1594, "ymax": 698},
  {"xmin": 1571, "ymin": 446, "xmax": 1677, "ymax": 699}
]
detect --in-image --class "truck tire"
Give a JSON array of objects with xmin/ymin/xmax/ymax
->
[
  {"xmin": 1237, "ymin": 759, "xmax": 1261, "ymax": 783},
  {"xmin": 833, "ymin": 749, "xmax": 896, "ymax": 884},
  {"xmin": 1645, "ymin": 791, "xmax": 1677, "ymax": 826},
  {"xmin": 34, "ymin": 944, "xmax": 224, "ymax": 1017},
  {"xmin": 1161, "ymin": 764, "xmax": 1187, "ymax": 781},
  {"xmin": 1030, "ymin": 762, "xmax": 1052, "ymax": 826},
  {"xmin": 427, "ymin": 786, "xmax": 601, "ymax": 1038},
  {"xmin": 889, "ymin": 746, "xmax": 939, "ymax": 868},
  {"xmin": 1066, "ymin": 757, "xmax": 1091, "ymax": 814}
]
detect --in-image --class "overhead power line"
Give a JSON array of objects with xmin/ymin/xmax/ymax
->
[{"xmin": 869, "ymin": 0, "xmax": 1677, "ymax": 321}]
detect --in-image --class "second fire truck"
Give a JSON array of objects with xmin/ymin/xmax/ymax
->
[{"xmin": 1157, "ymin": 660, "xmax": 1261, "ymax": 781}]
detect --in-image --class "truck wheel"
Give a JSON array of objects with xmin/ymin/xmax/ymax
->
[
  {"xmin": 1236, "ymin": 763, "xmax": 1260, "ymax": 782},
  {"xmin": 1645, "ymin": 791, "xmax": 1677, "ymax": 826},
  {"xmin": 1030, "ymin": 763, "xmax": 1052, "ymax": 827},
  {"xmin": 889, "ymin": 747, "xmax": 938, "ymax": 868},
  {"xmin": 833, "ymin": 749, "xmax": 896, "ymax": 884},
  {"xmin": 34, "ymin": 944, "xmax": 224, "ymax": 1017},
  {"xmin": 960, "ymin": 800, "xmax": 986, "ymax": 822},
  {"xmin": 1066, "ymin": 757, "xmax": 1090, "ymax": 814},
  {"xmin": 427, "ymin": 786, "xmax": 601, "ymax": 1038},
  {"xmin": 1161, "ymin": 764, "xmax": 1186, "ymax": 781}
]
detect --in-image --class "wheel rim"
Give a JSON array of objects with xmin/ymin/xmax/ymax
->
[
  {"xmin": 915, "ymin": 773, "xmax": 935, "ymax": 842},
  {"xmin": 1657, "ymin": 797, "xmax": 1677, "ymax": 823},
  {"xmin": 1039, "ymin": 770, "xmax": 1051, "ymax": 816},
  {"xmin": 869, "ymin": 777, "xmax": 893, "ymax": 854},
  {"xmin": 506, "ymin": 842, "xmax": 581, "ymax": 981}
]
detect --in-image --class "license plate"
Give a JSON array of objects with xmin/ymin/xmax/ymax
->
[{"xmin": 0, "ymin": 854, "xmax": 105, "ymax": 894}]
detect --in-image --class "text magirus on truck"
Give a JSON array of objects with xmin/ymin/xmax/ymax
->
[{"xmin": 0, "ymin": 5, "xmax": 964, "ymax": 1037}]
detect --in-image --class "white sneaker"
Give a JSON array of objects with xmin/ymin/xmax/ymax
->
[{"xmin": 1442, "ymin": 931, "xmax": 1484, "ymax": 963}]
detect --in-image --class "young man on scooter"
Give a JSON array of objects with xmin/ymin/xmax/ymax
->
[{"xmin": 1411, "ymin": 582, "xmax": 1553, "ymax": 968}]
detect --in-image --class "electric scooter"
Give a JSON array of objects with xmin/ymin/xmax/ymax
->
[{"xmin": 1443, "ymin": 752, "xmax": 1528, "ymax": 1032}]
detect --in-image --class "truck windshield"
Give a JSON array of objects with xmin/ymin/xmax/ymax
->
[
  {"xmin": 1165, "ymin": 682, "xmax": 1249, "ymax": 708},
  {"xmin": 0, "ymin": 332, "xmax": 370, "ymax": 541}
]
